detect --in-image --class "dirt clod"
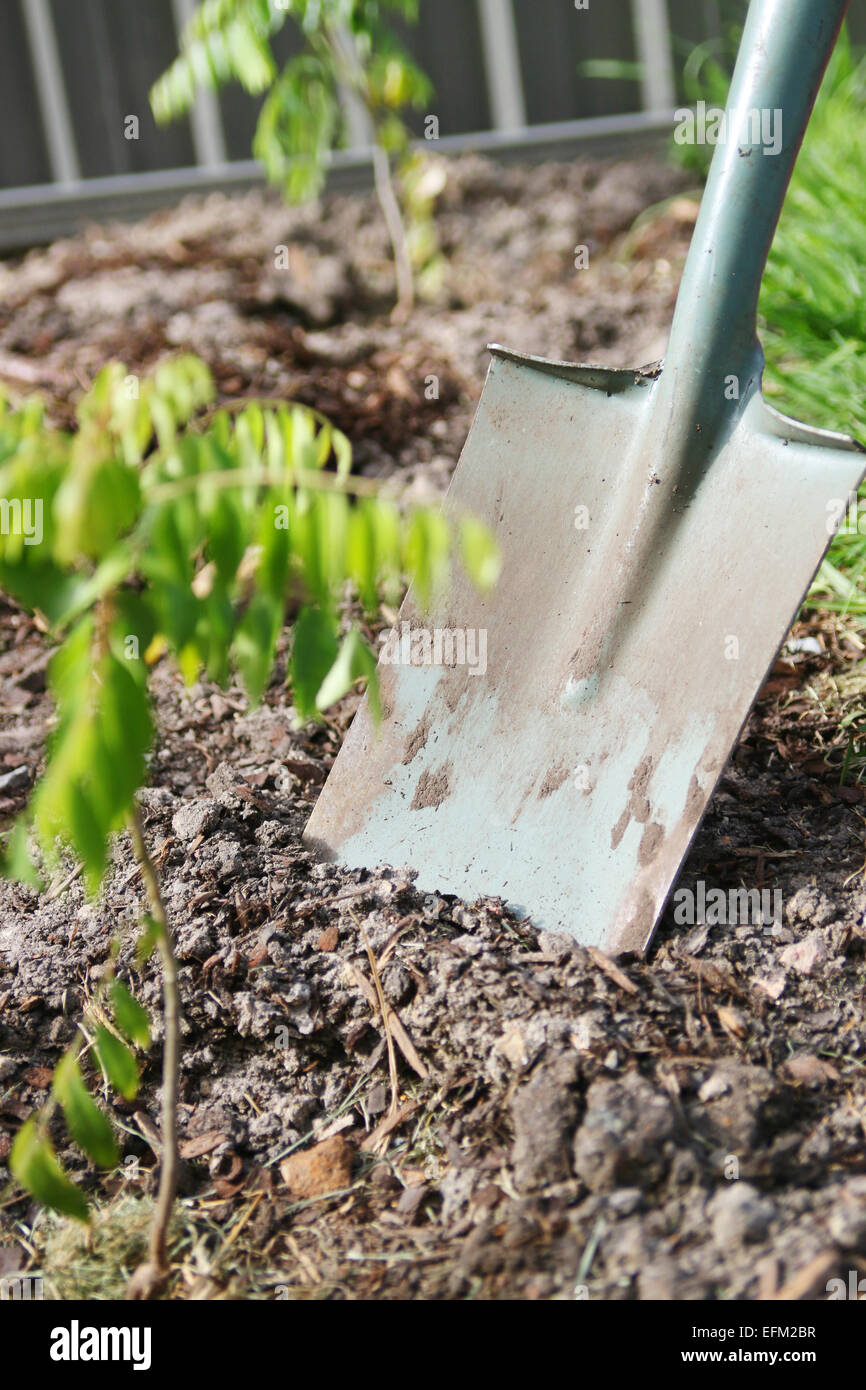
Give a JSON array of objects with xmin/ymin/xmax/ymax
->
[{"xmin": 573, "ymin": 1073, "xmax": 680, "ymax": 1192}]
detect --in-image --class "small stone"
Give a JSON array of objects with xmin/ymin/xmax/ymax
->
[
  {"xmin": 280, "ymin": 1135, "xmax": 355, "ymax": 1198},
  {"xmin": 205, "ymin": 761, "xmax": 247, "ymax": 807},
  {"xmin": 709, "ymin": 1183, "xmax": 775, "ymax": 1245},
  {"xmin": 366, "ymin": 1084, "xmax": 389, "ymax": 1116},
  {"xmin": 779, "ymin": 931, "xmax": 827, "ymax": 976},
  {"xmin": 495, "ymin": 1023, "xmax": 529, "ymax": 1070},
  {"xmin": 754, "ymin": 972, "xmax": 786, "ymax": 1000},
  {"xmin": 698, "ymin": 1071, "xmax": 731, "ymax": 1103},
  {"xmin": 0, "ymin": 765, "xmax": 29, "ymax": 792},
  {"xmin": 606, "ymin": 1187, "xmax": 643, "ymax": 1216},
  {"xmin": 785, "ymin": 886, "xmax": 836, "ymax": 928},
  {"xmin": 782, "ymin": 1054, "xmax": 840, "ymax": 1086},
  {"xmin": 638, "ymin": 1257, "xmax": 678, "ymax": 1300},
  {"xmin": 211, "ymin": 837, "xmax": 244, "ymax": 877},
  {"xmin": 538, "ymin": 930, "xmax": 581, "ymax": 959},
  {"xmin": 136, "ymin": 786, "xmax": 176, "ymax": 813},
  {"xmin": 828, "ymin": 1198, "xmax": 866, "ymax": 1251}
]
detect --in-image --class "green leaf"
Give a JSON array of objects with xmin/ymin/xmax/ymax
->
[
  {"xmin": 290, "ymin": 605, "xmax": 339, "ymax": 723},
  {"xmin": 459, "ymin": 516, "xmax": 501, "ymax": 591},
  {"xmin": 52, "ymin": 1052, "xmax": 118, "ymax": 1169},
  {"xmin": 94, "ymin": 1026, "xmax": 139, "ymax": 1101},
  {"xmin": 347, "ymin": 502, "xmax": 378, "ymax": 612},
  {"xmin": 232, "ymin": 591, "xmax": 282, "ymax": 705},
  {"xmin": 332, "ymin": 428, "xmax": 352, "ymax": 479},
  {"xmin": 1, "ymin": 819, "xmax": 43, "ymax": 890},
  {"xmin": 317, "ymin": 628, "xmax": 381, "ymax": 721},
  {"xmin": 111, "ymin": 981, "xmax": 151, "ymax": 1050},
  {"xmin": 227, "ymin": 18, "xmax": 276, "ymax": 91},
  {"xmin": 10, "ymin": 1117, "xmax": 90, "ymax": 1223},
  {"xmin": 252, "ymin": 55, "xmax": 339, "ymax": 203},
  {"xmin": 53, "ymin": 444, "xmax": 141, "ymax": 565},
  {"xmin": 405, "ymin": 508, "xmax": 451, "ymax": 611}
]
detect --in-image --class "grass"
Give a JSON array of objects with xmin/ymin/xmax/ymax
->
[
  {"xmin": 664, "ymin": 29, "xmax": 866, "ymax": 777},
  {"xmin": 754, "ymin": 35, "xmax": 866, "ymax": 607},
  {"xmin": 757, "ymin": 36, "xmax": 866, "ymax": 777}
]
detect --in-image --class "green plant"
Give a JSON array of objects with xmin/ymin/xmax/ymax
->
[
  {"xmin": 150, "ymin": 0, "xmax": 437, "ymax": 317},
  {"xmin": 665, "ymin": 25, "xmax": 866, "ymax": 599},
  {"xmin": 0, "ymin": 356, "xmax": 498, "ymax": 1294}
]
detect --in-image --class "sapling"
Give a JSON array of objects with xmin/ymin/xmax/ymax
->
[
  {"xmin": 0, "ymin": 356, "xmax": 498, "ymax": 1296},
  {"xmin": 150, "ymin": 0, "xmax": 439, "ymax": 317}
]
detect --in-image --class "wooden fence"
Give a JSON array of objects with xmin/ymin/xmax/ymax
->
[{"xmin": 1, "ymin": 0, "xmax": 864, "ymax": 245}]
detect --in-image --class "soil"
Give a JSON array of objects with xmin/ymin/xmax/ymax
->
[{"xmin": 1, "ymin": 154, "xmax": 865, "ymax": 1302}]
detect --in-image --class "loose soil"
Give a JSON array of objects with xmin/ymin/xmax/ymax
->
[{"xmin": 1, "ymin": 154, "xmax": 865, "ymax": 1302}]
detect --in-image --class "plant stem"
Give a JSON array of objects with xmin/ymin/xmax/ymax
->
[
  {"xmin": 149, "ymin": 463, "xmax": 400, "ymax": 506},
  {"xmin": 127, "ymin": 805, "xmax": 179, "ymax": 1277},
  {"xmin": 371, "ymin": 140, "xmax": 414, "ymax": 322},
  {"xmin": 324, "ymin": 22, "xmax": 416, "ymax": 319}
]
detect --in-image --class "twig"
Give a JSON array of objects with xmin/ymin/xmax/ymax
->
[
  {"xmin": 586, "ymin": 945, "xmax": 639, "ymax": 996},
  {"xmin": 371, "ymin": 141, "xmax": 414, "ymax": 322},
  {"xmin": 149, "ymin": 463, "xmax": 401, "ymax": 506},
  {"xmin": 342, "ymin": 958, "xmax": 427, "ymax": 1080},
  {"xmin": 358, "ymin": 916, "xmax": 400, "ymax": 1119},
  {"xmin": 46, "ymin": 862, "xmax": 84, "ymax": 901},
  {"xmin": 126, "ymin": 806, "xmax": 180, "ymax": 1299}
]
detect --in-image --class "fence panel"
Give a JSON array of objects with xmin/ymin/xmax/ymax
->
[{"xmin": 1, "ymin": 0, "xmax": 864, "ymax": 240}]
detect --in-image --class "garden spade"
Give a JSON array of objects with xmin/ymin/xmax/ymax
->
[{"xmin": 305, "ymin": 0, "xmax": 864, "ymax": 953}]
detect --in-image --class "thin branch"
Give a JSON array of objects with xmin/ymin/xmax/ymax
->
[
  {"xmin": 371, "ymin": 141, "xmax": 415, "ymax": 322},
  {"xmin": 148, "ymin": 465, "xmax": 402, "ymax": 506},
  {"xmin": 126, "ymin": 805, "xmax": 180, "ymax": 1294}
]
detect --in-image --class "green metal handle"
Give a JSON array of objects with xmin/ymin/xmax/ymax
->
[{"xmin": 664, "ymin": 0, "xmax": 850, "ymax": 393}]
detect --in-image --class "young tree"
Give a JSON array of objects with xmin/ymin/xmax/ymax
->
[
  {"xmin": 151, "ymin": 0, "xmax": 437, "ymax": 317},
  {"xmin": 0, "ymin": 358, "xmax": 497, "ymax": 1295}
]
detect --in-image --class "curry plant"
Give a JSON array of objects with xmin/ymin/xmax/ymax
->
[
  {"xmin": 0, "ymin": 355, "xmax": 498, "ymax": 1293},
  {"xmin": 150, "ymin": 0, "xmax": 439, "ymax": 315}
]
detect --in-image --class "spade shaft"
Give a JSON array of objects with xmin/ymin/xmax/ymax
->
[{"xmin": 305, "ymin": 0, "xmax": 864, "ymax": 952}]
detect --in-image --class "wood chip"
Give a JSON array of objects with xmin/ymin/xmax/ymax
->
[
  {"xmin": 24, "ymin": 1066, "xmax": 53, "ymax": 1089},
  {"xmin": 586, "ymin": 945, "xmax": 638, "ymax": 995},
  {"xmin": 344, "ymin": 960, "xmax": 428, "ymax": 1079},
  {"xmin": 684, "ymin": 954, "xmax": 738, "ymax": 994},
  {"xmin": 280, "ymin": 1134, "xmax": 355, "ymax": 1197},
  {"xmin": 782, "ymin": 1054, "xmax": 840, "ymax": 1086},
  {"xmin": 360, "ymin": 1100, "xmax": 418, "ymax": 1153},
  {"xmin": 180, "ymin": 1129, "xmax": 230, "ymax": 1160},
  {"xmin": 756, "ymin": 1255, "xmax": 779, "ymax": 1301},
  {"xmin": 772, "ymin": 1250, "xmax": 839, "ymax": 1301},
  {"xmin": 716, "ymin": 1004, "xmax": 748, "ymax": 1039}
]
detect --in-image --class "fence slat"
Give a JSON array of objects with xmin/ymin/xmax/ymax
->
[
  {"xmin": 20, "ymin": 0, "xmax": 80, "ymax": 183},
  {"xmin": 476, "ymin": 0, "xmax": 527, "ymax": 131},
  {"xmin": 630, "ymin": 0, "xmax": 676, "ymax": 111}
]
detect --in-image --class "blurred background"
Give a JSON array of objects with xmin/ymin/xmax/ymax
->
[{"xmin": 3, "ymin": 0, "xmax": 865, "ymax": 250}]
